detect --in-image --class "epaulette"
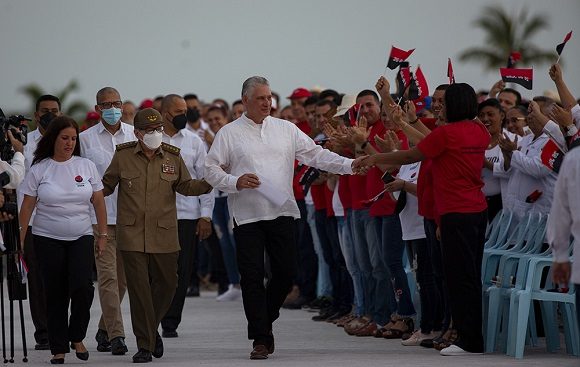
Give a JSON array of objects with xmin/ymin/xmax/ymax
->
[
  {"xmin": 161, "ymin": 142, "xmax": 181, "ymax": 155},
  {"xmin": 116, "ymin": 141, "xmax": 138, "ymax": 151}
]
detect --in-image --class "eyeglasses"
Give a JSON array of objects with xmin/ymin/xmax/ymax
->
[
  {"xmin": 98, "ymin": 100, "xmax": 123, "ymax": 109},
  {"xmin": 508, "ymin": 117, "xmax": 526, "ymax": 123},
  {"xmin": 141, "ymin": 126, "xmax": 164, "ymax": 134}
]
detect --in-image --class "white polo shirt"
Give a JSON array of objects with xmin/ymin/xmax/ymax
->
[{"xmin": 80, "ymin": 122, "xmax": 136, "ymax": 224}]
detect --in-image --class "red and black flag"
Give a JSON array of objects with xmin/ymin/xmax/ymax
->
[
  {"xmin": 556, "ymin": 31, "xmax": 573, "ymax": 55},
  {"xmin": 506, "ymin": 51, "xmax": 521, "ymax": 68},
  {"xmin": 447, "ymin": 58, "xmax": 455, "ymax": 84},
  {"xmin": 409, "ymin": 66, "xmax": 429, "ymax": 101},
  {"xmin": 500, "ymin": 67, "xmax": 533, "ymax": 90},
  {"xmin": 387, "ymin": 46, "xmax": 415, "ymax": 70},
  {"xmin": 396, "ymin": 65, "xmax": 411, "ymax": 98},
  {"xmin": 540, "ymin": 138, "xmax": 565, "ymax": 173}
]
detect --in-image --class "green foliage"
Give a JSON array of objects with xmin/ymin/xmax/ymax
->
[
  {"xmin": 459, "ymin": 5, "xmax": 557, "ymax": 70},
  {"xmin": 19, "ymin": 79, "xmax": 89, "ymax": 120}
]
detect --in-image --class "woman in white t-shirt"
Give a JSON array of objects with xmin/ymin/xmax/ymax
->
[{"xmin": 19, "ymin": 116, "xmax": 107, "ymax": 364}]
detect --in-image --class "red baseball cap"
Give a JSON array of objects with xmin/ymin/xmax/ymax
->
[
  {"xmin": 139, "ymin": 99, "xmax": 154, "ymax": 110},
  {"xmin": 287, "ymin": 88, "xmax": 312, "ymax": 100},
  {"xmin": 85, "ymin": 111, "xmax": 100, "ymax": 121}
]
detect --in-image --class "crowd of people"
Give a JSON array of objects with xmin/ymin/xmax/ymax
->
[{"xmin": 3, "ymin": 60, "xmax": 579, "ymax": 362}]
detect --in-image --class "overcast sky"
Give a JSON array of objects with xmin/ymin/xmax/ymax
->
[{"xmin": 1, "ymin": 0, "xmax": 578, "ymax": 115}]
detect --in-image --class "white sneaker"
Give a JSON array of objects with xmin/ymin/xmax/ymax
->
[
  {"xmin": 216, "ymin": 284, "xmax": 242, "ymax": 301},
  {"xmin": 402, "ymin": 330, "xmax": 438, "ymax": 346},
  {"xmin": 440, "ymin": 344, "xmax": 483, "ymax": 356}
]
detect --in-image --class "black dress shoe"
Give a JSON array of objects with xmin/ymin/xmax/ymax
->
[
  {"xmin": 71, "ymin": 342, "xmax": 89, "ymax": 361},
  {"xmin": 110, "ymin": 336, "xmax": 128, "ymax": 355},
  {"xmin": 185, "ymin": 286, "xmax": 200, "ymax": 297},
  {"xmin": 132, "ymin": 348, "xmax": 152, "ymax": 363},
  {"xmin": 152, "ymin": 332, "xmax": 163, "ymax": 359},
  {"xmin": 35, "ymin": 342, "xmax": 50, "ymax": 350},
  {"xmin": 50, "ymin": 357, "xmax": 64, "ymax": 364},
  {"xmin": 282, "ymin": 296, "xmax": 313, "ymax": 310},
  {"xmin": 161, "ymin": 329, "xmax": 178, "ymax": 338},
  {"xmin": 312, "ymin": 308, "xmax": 337, "ymax": 321},
  {"xmin": 95, "ymin": 329, "xmax": 111, "ymax": 352}
]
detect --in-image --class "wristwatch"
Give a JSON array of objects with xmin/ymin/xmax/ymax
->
[{"xmin": 199, "ymin": 217, "xmax": 212, "ymax": 223}]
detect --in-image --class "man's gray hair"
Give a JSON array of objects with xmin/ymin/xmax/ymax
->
[{"xmin": 241, "ymin": 76, "xmax": 269, "ymax": 98}]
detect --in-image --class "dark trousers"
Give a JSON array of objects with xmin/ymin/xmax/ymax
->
[
  {"xmin": 486, "ymin": 194, "xmax": 502, "ymax": 223},
  {"xmin": 295, "ymin": 199, "xmax": 318, "ymax": 301},
  {"xmin": 315, "ymin": 210, "xmax": 352, "ymax": 311},
  {"xmin": 410, "ymin": 238, "xmax": 441, "ymax": 333},
  {"xmin": 440, "ymin": 210, "xmax": 487, "ymax": 353},
  {"xmin": 424, "ymin": 218, "xmax": 450, "ymax": 331},
  {"xmin": 122, "ymin": 251, "xmax": 178, "ymax": 351},
  {"xmin": 33, "ymin": 235, "xmax": 95, "ymax": 355},
  {"xmin": 234, "ymin": 216, "xmax": 296, "ymax": 346},
  {"xmin": 161, "ymin": 219, "xmax": 198, "ymax": 332},
  {"xmin": 22, "ymin": 228, "xmax": 48, "ymax": 345}
]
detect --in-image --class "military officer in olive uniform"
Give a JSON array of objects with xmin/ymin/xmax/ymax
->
[{"xmin": 102, "ymin": 108, "xmax": 212, "ymax": 363}]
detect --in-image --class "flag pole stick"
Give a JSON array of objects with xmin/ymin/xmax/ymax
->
[
  {"xmin": 556, "ymin": 55, "xmax": 561, "ymax": 64},
  {"xmin": 383, "ymin": 64, "xmax": 388, "ymax": 77}
]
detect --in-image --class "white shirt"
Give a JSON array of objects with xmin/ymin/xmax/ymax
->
[
  {"xmin": 396, "ymin": 162, "xmax": 425, "ymax": 241},
  {"xmin": 482, "ymin": 144, "xmax": 503, "ymax": 197},
  {"xmin": 186, "ymin": 120, "xmax": 210, "ymax": 149},
  {"xmin": 496, "ymin": 133, "xmax": 558, "ymax": 220},
  {"xmin": 80, "ymin": 122, "xmax": 136, "ymax": 224},
  {"xmin": 18, "ymin": 128, "xmax": 43, "ymax": 224},
  {"xmin": 162, "ymin": 128, "xmax": 214, "ymax": 220},
  {"xmin": 20, "ymin": 156, "xmax": 103, "ymax": 240},
  {"xmin": 204, "ymin": 114, "xmax": 354, "ymax": 226},
  {"xmin": 331, "ymin": 181, "xmax": 344, "ymax": 217},
  {"xmin": 547, "ymin": 147, "xmax": 580, "ymax": 284},
  {"xmin": 0, "ymin": 152, "xmax": 24, "ymax": 189}
]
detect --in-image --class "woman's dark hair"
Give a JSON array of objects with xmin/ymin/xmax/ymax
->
[
  {"xmin": 478, "ymin": 98, "xmax": 504, "ymax": 114},
  {"xmin": 32, "ymin": 115, "xmax": 80, "ymax": 166},
  {"xmin": 510, "ymin": 105, "xmax": 529, "ymax": 116},
  {"xmin": 444, "ymin": 83, "xmax": 478, "ymax": 122}
]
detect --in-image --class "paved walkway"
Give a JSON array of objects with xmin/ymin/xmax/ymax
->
[{"xmin": 1, "ymin": 291, "xmax": 577, "ymax": 366}]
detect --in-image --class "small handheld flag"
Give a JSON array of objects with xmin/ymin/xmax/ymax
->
[
  {"xmin": 556, "ymin": 31, "xmax": 573, "ymax": 56},
  {"xmin": 500, "ymin": 68, "xmax": 533, "ymax": 90},
  {"xmin": 540, "ymin": 138, "xmax": 565, "ymax": 173},
  {"xmin": 447, "ymin": 58, "xmax": 455, "ymax": 84},
  {"xmin": 506, "ymin": 51, "xmax": 521, "ymax": 68},
  {"xmin": 387, "ymin": 46, "xmax": 415, "ymax": 70},
  {"xmin": 410, "ymin": 66, "xmax": 429, "ymax": 100}
]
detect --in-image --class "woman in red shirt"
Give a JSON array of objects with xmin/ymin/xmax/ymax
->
[{"xmin": 356, "ymin": 83, "xmax": 489, "ymax": 356}]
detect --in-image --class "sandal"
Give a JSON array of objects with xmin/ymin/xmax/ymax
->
[
  {"xmin": 382, "ymin": 318, "xmax": 414, "ymax": 339},
  {"xmin": 372, "ymin": 318, "xmax": 397, "ymax": 338}
]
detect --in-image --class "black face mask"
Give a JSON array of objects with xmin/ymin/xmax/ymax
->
[
  {"xmin": 171, "ymin": 114, "xmax": 188, "ymax": 130},
  {"xmin": 39, "ymin": 112, "xmax": 56, "ymax": 130},
  {"xmin": 186, "ymin": 108, "xmax": 200, "ymax": 123}
]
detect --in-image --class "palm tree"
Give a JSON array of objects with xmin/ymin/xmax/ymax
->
[
  {"xmin": 459, "ymin": 5, "xmax": 557, "ymax": 70},
  {"xmin": 20, "ymin": 79, "xmax": 89, "ymax": 120}
]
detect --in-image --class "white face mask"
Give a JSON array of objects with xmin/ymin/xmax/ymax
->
[{"xmin": 141, "ymin": 131, "xmax": 163, "ymax": 150}]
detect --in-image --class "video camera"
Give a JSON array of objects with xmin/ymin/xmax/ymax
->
[{"xmin": 0, "ymin": 108, "xmax": 29, "ymax": 162}]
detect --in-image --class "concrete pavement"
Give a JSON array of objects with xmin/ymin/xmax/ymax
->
[{"xmin": 2, "ymin": 291, "xmax": 578, "ymax": 366}]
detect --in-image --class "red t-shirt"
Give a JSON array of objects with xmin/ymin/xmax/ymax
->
[
  {"xmin": 293, "ymin": 161, "xmax": 307, "ymax": 201},
  {"xmin": 417, "ymin": 158, "xmax": 436, "ymax": 220},
  {"xmin": 310, "ymin": 183, "xmax": 327, "ymax": 211},
  {"xmin": 324, "ymin": 185, "xmax": 335, "ymax": 217},
  {"xmin": 416, "ymin": 120, "xmax": 490, "ymax": 215},
  {"xmin": 349, "ymin": 174, "xmax": 367, "ymax": 210},
  {"xmin": 338, "ymin": 175, "xmax": 352, "ymax": 211},
  {"xmin": 296, "ymin": 120, "xmax": 311, "ymax": 135},
  {"xmin": 369, "ymin": 128, "xmax": 409, "ymax": 216}
]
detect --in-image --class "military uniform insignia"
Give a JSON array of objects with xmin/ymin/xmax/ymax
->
[
  {"xmin": 161, "ymin": 142, "xmax": 181, "ymax": 155},
  {"xmin": 162, "ymin": 163, "xmax": 176, "ymax": 174},
  {"xmin": 116, "ymin": 141, "xmax": 138, "ymax": 151}
]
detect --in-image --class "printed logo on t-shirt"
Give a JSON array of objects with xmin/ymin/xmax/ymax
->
[{"xmin": 75, "ymin": 175, "xmax": 86, "ymax": 187}]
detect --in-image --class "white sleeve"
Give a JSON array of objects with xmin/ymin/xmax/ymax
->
[
  {"xmin": 547, "ymin": 157, "xmax": 573, "ymax": 263},
  {"xmin": 542, "ymin": 120, "xmax": 566, "ymax": 149},
  {"xmin": 511, "ymin": 150, "xmax": 553, "ymax": 178},
  {"xmin": 87, "ymin": 160, "xmax": 104, "ymax": 191},
  {"xmin": 571, "ymin": 104, "xmax": 580, "ymax": 129},
  {"xmin": 192, "ymin": 140, "xmax": 214, "ymax": 217},
  {"xmin": 19, "ymin": 164, "xmax": 40, "ymax": 197},
  {"xmin": 293, "ymin": 126, "xmax": 353, "ymax": 174},
  {"xmin": 492, "ymin": 160, "xmax": 511, "ymax": 178},
  {"xmin": 0, "ymin": 152, "xmax": 25, "ymax": 189},
  {"xmin": 204, "ymin": 130, "xmax": 241, "ymax": 193}
]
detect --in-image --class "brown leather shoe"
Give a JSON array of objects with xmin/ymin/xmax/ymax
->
[
  {"xmin": 335, "ymin": 314, "xmax": 356, "ymax": 327},
  {"xmin": 344, "ymin": 316, "xmax": 370, "ymax": 335},
  {"xmin": 353, "ymin": 322, "xmax": 378, "ymax": 337},
  {"xmin": 250, "ymin": 345, "xmax": 269, "ymax": 360}
]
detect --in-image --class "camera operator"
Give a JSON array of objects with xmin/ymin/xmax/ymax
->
[{"xmin": 17, "ymin": 94, "xmax": 62, "ymax": 351}]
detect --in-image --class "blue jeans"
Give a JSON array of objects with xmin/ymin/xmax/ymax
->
[
  {"xmin": 576, "ymin": 284, "xmax": 580, "ymax": 340},
  {"xmin": 375, "ymin": 215, "xmax": 415, "ymax": 318},
  {"xmin": 306, "ymin": 203, "xmax": 332, "ymax": 298},
  {"xmin": 213, "ymin": 196, "xmax": 239, "ymax": 284},
  {"xmin": 351, "ymin": 209, "xmax": 393, "ymax": 325},
  {"xmin": 337, "ymin": 211, "xmax": 364, "ymax": 316}
]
